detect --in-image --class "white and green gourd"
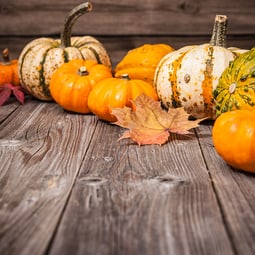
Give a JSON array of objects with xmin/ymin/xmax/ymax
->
[
  {"xmin": 18, "ymin": 2, "xmax": 111, "ymax": 101},
  {"xmin": 154, "ymin": 15, "xmax": 247, "ymax": 119}
]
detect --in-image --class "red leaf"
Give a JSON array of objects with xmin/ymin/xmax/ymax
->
[
  {"xmin": 13, "ymin": 87, "xmax": 25, "ymax": 104},
  {"xmin": 0, "ymin": 84, "xmax": 25, "ymax": 105},
  {"xmin": 0, "ymin": 87, "xmax": 12, "ymax": 106}
]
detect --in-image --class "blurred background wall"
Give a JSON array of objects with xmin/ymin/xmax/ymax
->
[{"xmin": 0, "ymin": 0, "xmax": 254, "ymax": 66}]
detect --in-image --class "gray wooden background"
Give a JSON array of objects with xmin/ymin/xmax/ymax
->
[{"xmin": 0, "ymin": 0, "xmax": 255, "ymax": 66}]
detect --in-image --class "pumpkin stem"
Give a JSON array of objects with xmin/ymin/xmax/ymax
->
[
  {"xmin": 209, "ymin": 15, "xmax": 228, "ymax": 47},
  {"xmin": 2, "ymin": 48, "xmax": 10, "ymax": 63},
  {"xmin": 121, "ymin": 74, "xmax": 131, "ymax": 80},
  {"xmin": 78, "ymin": 66, "xmax": 89, "ymax": 76},
  {"xmin": 60, "ymin": 2, "xmax": 92, "ymax": 48}
]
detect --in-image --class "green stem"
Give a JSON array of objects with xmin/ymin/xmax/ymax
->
[
  {"xmin": 209, "ymin": 15, "xmax": 228, "ymax": 47},
  {"xmin": 60, "ymin": 2, "xmax": 92, "ymax": 48}
]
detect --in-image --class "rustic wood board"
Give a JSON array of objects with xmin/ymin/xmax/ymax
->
[
  {"xmin": 1, "ymin": 35, "xmax": 255, "ymax": 68},
  {"xmin": 0, "ymin": 100, "xmax": 99, "ymax": 254},
  {"xmin": 1, "ymin": 100, "xmax": 254, "ymax": 255},
  {"xmin": 48, "ymin": 121, "xmax": 234, "ymax": 255},
  {"xmin": 0, "ymin": 0, "xmax": 254, "ymax": 35},
  {"xmin": 195, "ymin": 126, "xmax": 255, "ymax": 255}
]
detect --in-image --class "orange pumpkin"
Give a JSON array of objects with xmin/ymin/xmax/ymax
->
[
  {"xmin": 0, "ymin": 48, "xmax": 19, "ymax": 86},
  {"xmin": 88, "ymin": 74, "xmax": 158, "ymax": 122},
  {"xmin": 49, "ymin": 59, "xmax": 112, "ymax": 113},
  {"xmin": 115, "ymin": 44, "xmax": 174, "ymax": 85},
  {"xmin": 212, "ymin": 110, "xmax": 255, "ymax": 173}
]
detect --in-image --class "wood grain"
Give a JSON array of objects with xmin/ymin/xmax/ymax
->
[
  {"xmin": 1, "ymin": 35, "xmax": 255, "ymax": 68},
  {"xmin": 0, "ymin": 0, "xmax": 254, "ymax": 35},
  {"xmin": 1, "ymin": 0, "xmax": 254, "ymax": 68},
  {"xmin": 0, "ymin": 100, "xmax": 255, "ymax": 255},
  {"xmin": 195, "ymin": 125, "xmax": 255, "ymax": 255},
  {"xmin": 1, "ymin": 0, "xmax": 255, "ymax": 253},
  {"xmin": 0, "ymin": 101, "xmax": 99, "ymax": 255},
  {"xmin": 49, "ymin": 121, "xmax": 233, "ymax": 255}
]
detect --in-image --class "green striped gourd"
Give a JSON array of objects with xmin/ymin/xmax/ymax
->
[
  {"xmin": 154, "ymin": 15, "xmax": 246, "ymax": 119},
  {"xmin": 214, "ymin": 47, "xmax": 255, "ymax": 116},
  {"xmin": 18, "ymin": 2, "xmax": 111, "ymax": 101}
]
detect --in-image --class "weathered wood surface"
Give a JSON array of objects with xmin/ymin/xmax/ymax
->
[
  {"xmin": 0, "ymin": 0, "xmax": 255, "ymax": 67},
  {"xmin": 1, "ymin": 0, "xmax": 255, "ymax": 253},
  {"xmin": 1, "ymin": 35, "xmax": 255, "ymax": 68},
  {"xmin": 0, "ymin": 98, "xmax": 255, "ymax": 255},
  {"xmin": 0, "ymin": 0, "xmax": 255, "ymax": 35}
]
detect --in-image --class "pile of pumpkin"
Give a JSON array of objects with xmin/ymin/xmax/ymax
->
[{"xmin": 1, "ymin": 2, "xmax": 255, "ymax": 173}]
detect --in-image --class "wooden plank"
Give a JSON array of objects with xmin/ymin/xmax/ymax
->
[
  {"xmin": 48, "ymin": 123, "xmax": 234, "ymax": 255},
  {"xmin": 0, "ymin": 100, "xmax": 98, "ymax": 255},
  {"xmin": 0, "ymin": 99, "xmax": 20, "ymax": 124},
  {"xmin": 195, "ymin": 125, "xmax": 255, "ymax": 255},
  {"xmin": 1, "ymin": 35, "xmax": 255, "ymax": 69},
  {"xmin": 0, "ymin": 0, "xmax": 254, "ymax": 36}
]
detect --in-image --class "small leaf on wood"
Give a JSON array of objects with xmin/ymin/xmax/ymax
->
[
  {"xmin": 0, "ymin": 87, "xmax": 12, "ymax": 106},
  {"xmin": 111, "ymin": 94, "xmax": 205, "ymax": 145},
  {"xmin": 13, "ymin": 87, "xmax": 25, "ymax": 104},
  {"xmin": 0, "ymin": 83, "xmax": 25, "ymax": 106}
]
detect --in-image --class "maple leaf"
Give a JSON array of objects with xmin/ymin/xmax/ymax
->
[
  {"xmin": 111, "ymin": 94, "xmax": 205, "ymax": 145},
  {"xmin": 0, "ymin": 83, "xmax": 25, "ymax": 106}
]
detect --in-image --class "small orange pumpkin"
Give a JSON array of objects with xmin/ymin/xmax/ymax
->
[
  {"xmin": 212, "ymin": 109, "xmax": 255, "ymax": 173},
  {"xmin": 49, "ymin": 59, "xmax": 112, "ymax": 113},
  {"xmin": 0, "ymin": 48, "xmax": 19, "ymax": 86},
  {"xmin": 115, "ymin": 44, "xmax": 174, "ymax": 85},
  {"xmin": 88, "ymin": 74, "xmax": 158, "ymax": 122}
]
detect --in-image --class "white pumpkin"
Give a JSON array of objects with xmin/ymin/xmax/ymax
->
[
  {"xmin": 18, "ymin": 2, "xmax": 111, "ymax": 101},
  {"xmin": 153, "ymin": 15, "xmax": 246, "ymax": 119}
]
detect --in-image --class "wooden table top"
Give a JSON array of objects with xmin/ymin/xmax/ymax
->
[{"xmin": 0, "ymin": 97, "xmax": 255, "ymax": 255}]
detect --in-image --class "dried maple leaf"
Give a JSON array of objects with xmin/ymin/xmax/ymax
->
[
  {"xmin": 0, "ymin": 83, "xmax": 25, "ymax": 106},
  {"xmin": 111, "ymin": 94, "xmax": 205, "ymax": 145}
]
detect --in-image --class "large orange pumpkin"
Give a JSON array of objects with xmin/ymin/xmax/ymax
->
[
  {"xmin": 49, "ymin": 59, "xmax": 112, "ymax": 113},
  {"xmin": 212, "ymin": 109, "xmax": 255, "ymax": 173},
  {"xmin": 88, "ymin": 74, "xmax": 158, "ymax": 122}
]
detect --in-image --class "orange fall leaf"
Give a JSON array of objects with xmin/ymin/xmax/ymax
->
[{"xmin": 111, "ymin": 94, "xmax": 205, "ymax": 145}]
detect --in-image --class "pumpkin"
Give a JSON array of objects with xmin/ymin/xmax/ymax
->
[
  {"xmin": 18, "ymin": 2, "xmax": 111, "ymax": 101},
  {"xmin": 212, "ymin": 110, "xmax": 255, "ymax": 173},
  {"xmin": 88, "ymin": 74, "xmax": 158, "ymax": 122},
  {"xmin": 154, "ymin": 15, "xmax": 247, "ymax": 120},
  {"xmin": 49, "ymin": 59, "xmax": 112, "ymax": 113},
  {"xmin": 0, "ymin": 48, "xmax": 19, "ymax": 86},
  {"xmin": 214, "ymin": 47, "xmax": 255, "ymax": 116},
  {"xmin": 114, "ymin": 43, "xmax": 175, "ymax": 85}
]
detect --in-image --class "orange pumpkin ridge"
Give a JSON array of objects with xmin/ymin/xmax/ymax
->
[
  {"xmin": 170, "ymin": 52, "xmax": 187, "ymax": 108},
  {"xmin": 201, "ymin": 45, "xmax": 214, "ymax": 118}
]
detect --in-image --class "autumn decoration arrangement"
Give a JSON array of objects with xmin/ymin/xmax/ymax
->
[
  {"xmin": 18, "ymin": 2, "xmax": 111, "ymax": 101},
  {"xmin": 1, "ymin": 2, "xmax": 255, "ymax": 173}
]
